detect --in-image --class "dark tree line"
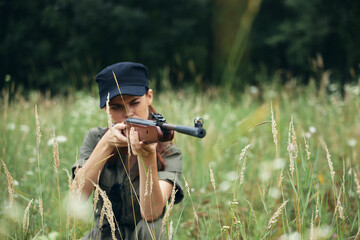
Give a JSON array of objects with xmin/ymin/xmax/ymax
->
[{"xmin": 1, "ymin": 0, "xmax": 359, "ymax": 94}]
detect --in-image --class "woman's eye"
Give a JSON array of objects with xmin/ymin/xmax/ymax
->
[
  {"xmin": 111, "ymin": 105, "xmax": 123, "ymax": 110},
  {"xmin": 131, "ymin": 102, "xmax": 140, "ymax": 106}
]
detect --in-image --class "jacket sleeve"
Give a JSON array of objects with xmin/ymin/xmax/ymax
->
[
  {"xmin": 71, "ymin": 127, "xmax": 104, "ymax": 178},
  {"xmin": 158, "ymin": 144, "xmax": 184, "ymax": 204}
]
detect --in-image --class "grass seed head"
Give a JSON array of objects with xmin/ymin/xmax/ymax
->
[
  {"xmin": 353, "ymin": 170, "xmax": 360, "ymax": 198},
  {"xmin": 168, "ymin": 220, "xmax": 173, "ymax": 240},
  {"xmin": 91, "ymin": 183, "xmax": 116, "ymax": 238},
  {"xmin": 209, "ymin": 166, "xmax": 216, "ymax": 190},
  {"xmin": 106, "ymin": 93, "xmax": 113, "ymax": 134},
  {"xmin": 162, "ymin": 181, "xmax": 177, "ymax": 230},
  {"xmin": 22, "ymin": 199, "xmax": 33, "ymax": 233},
  {"xmin": 267, "ymin": 200, "xmax": 288, "ymax": 229},
  {"xmin": 304, "ymin": 135, "xmax": 311, "ymax": 161},
  {"xmin": 287, "ymin": 116, "xmax": 297, "ymax": 177},
  {"xmin": 321, "ymin": 139, "xmax": 335, "ymax": 183},
  {"xmin": 35, "ymin": 105, "xmax": 42, "ymax": 148},
  {"xmin": 52, "ymin": 129, "xmax": 60, "ymax": 174},
  {"xmin": 39, "ymin": 197, "xmax": 44, "ymax": 221},
  {"xmin": 271, "ymin": 103, "xmax": 278, "ymax": 147},
  {"xmin": 2, "ymin": 160, "xmax": 14, "ymax": 206},
  {"xmin": 183, "ymin": 176, "xmax": 191, "ymax": 196}
]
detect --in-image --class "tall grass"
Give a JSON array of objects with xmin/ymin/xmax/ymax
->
[{"xmin": 0, "ymin": 78, "xmax": 359, "ymax": 239}]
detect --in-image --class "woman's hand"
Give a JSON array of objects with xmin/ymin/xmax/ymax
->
[
  {"xmin": 129, "ymin": 127, "xmax": 157, "ymax": 157},
  {"xmin": 101, "ymin": 123, "xmax": 129, "ymax": 148}
]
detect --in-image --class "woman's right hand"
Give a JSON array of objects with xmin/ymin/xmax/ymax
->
[{"xmin": 101, "ymin": 123, "xmax": 129, "ymax": 148}]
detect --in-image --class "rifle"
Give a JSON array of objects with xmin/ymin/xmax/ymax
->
[{"xmin": 125, "ymin": 113, "xmax": 206, "ymax": 144}]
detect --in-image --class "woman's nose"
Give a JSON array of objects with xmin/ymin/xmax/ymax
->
[{"xmin": 125, "ymin": 106, "xmax": 134, "ymax": 118}]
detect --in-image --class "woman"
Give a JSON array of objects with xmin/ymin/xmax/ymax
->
[{"xmin": 72, "ymin": 62, "xmax": 184, "ymax": 239}]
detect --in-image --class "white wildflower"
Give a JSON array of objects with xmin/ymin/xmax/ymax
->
[
  {"xmin": 219, "ymin": 181, "xmax": 231, "ymax": 192},
  {"xmin": 273, "ymin": 158, "xmax": 285, "ymax": 170},
  {"xmin": 6, "ymin": 123, "xmax": 16, "ymax": 130},
  {"xmin": 13, "ymin": 180, "xmax": 19, "ymax": 186},
  {"xmin": 47, "ymin": 135, "xmax": 68, "ymax": 146},
  {"xmin": 311, "ymin": 225, "xmax": 332, "ymax": 239},
  {"xmin": 20, "ymin": 125, "xmax": 30, "ymax": 132},
  {"xmin": 269, "ymin": 187, "xmax": 281, "ymax": 199},
  {"xmin": 249, "ymin": 86, "xmax": 259, "ymax": 94},
  {"xmin": 309, "ymin": 126, "xmax": 316, "ymax": 134},
  {"xmin": 347, "ymin": 138, "xmax": 357, "ymax": 148},
  {"xmin": 279, "ymin": 231, "xmax": 301, "ymax": 240}
]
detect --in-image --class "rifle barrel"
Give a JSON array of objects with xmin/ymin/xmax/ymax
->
[
  {"xmin": 126, "ymin": 118, "xmax": 206, "ymax": 138},
  {"xmin": 162, "ymin": 123, "xmax": 206, "ymax": 138}
]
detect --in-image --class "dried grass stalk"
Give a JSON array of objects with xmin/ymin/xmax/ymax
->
[
  {"xmin": 278, "ymin": 168, "xmax": 284, "ymax": 188},
  {"xmin": 168, "ymin": 220, "xmax": 173, "ymax": 240},
  {"xmin": 93, "ymin": 187, "xmax": 100, "ymax": 213},
  {"xmin": 334, "ymin": 189, "xmax": 345, "ymax": 220},
  {"xmin": 267, "ymin": 200, "xmax": 288, "ymax": 229},
  {"xmin": 23, "ymin": 199, "xmax": 33, "ymax": 233},
  {"xmin": 106, "ymin": 93, "xmax": 113, "ymax": 134},
  {"xmin": 238, "ymin": 144, "xmax": 250, "ymax": 186},
  {"xmin": 39, "ymin": 197, "xmax": 44, "ymax": 224},
  {"xmin": 162, "ymin": 180, "xmax": 177, "ymax": 229},
  {"xmin": 321, "ymin": 139, "xmax": 335, "ymax": 183},
  {"xmin": 149, "ymin": 168, "xmax": 153, "ymax": 197},
  {"xmin": 1, "ymin": 160, "xmax": 14, "ymax": 205},
  {"xmin": 209, "ymin": 166, "xmax": 216, "ymax": 190},
  {"xmin": 353, "ymin": 170, "xmax": 360, "ymax": 198},
  {"xmin": 64, "ymin": 169, "xmax": 73, "ymax": 190},
  {"xmin": 144, "ymin": 169, "xmax": 150, "ymax": 197},
  {"xmin": 35, "ymin": 105, "xmax": 41, "ymax": 148},
  {"xmin": 271, "ymin": 103, "xmax": 278, "ymax": 149},
  {"xmin": 183, "ymin": 176, "xmax": 199, "ymax": 224},
  {"xmin": 304, "ymin": 135, "xmax": 311, "ymax": 161},
  {"xmin": 52, "ymin": 129, "xmax": 60, "ymax": 174},
  {"xmin": 75, "ymin": 169, "xmax": 86, "ymax": 199},
  {"xmin": 93, "ymin": 184, "xmax": 116, "ymax": 240},
  {"xmin": 144, "ymin": 168, "xmax": 153, "ymax": 197},
  {"xmin": 287, "ymin": 116, "xmax": 297, "ymax": 178},
  {"xmin": 239, "ymin": 151, "xmax": 248, "ymax": 186}
]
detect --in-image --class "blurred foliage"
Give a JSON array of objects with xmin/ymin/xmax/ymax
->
[
  {"xmin": 1, "ymin": 0, "xmax": 359, "ymax": 94},
  {"xmin": 249, "ymin": 0, "xmax": 360, "ymax": 85},
  {"xmin": 0, "ymin": 0, "xmax": 211, "ymax": 93}
]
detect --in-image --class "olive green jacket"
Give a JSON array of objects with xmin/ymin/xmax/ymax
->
[{"xmin": 72, "ymin": 127, "xmax": 184, "ymax": 239}]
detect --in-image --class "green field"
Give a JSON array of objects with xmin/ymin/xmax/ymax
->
[{"xmin": 1, "ymin": 80, "xmax": 359, "ymax": 239}]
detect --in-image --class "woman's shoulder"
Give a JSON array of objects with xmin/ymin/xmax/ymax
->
[
  {"xmin": 163, "ymin": 142, "xmax": 182, "ymax": 156},
  {"xmin": 87, "ymin": 126, "xmax": 107, "ymax": 136},
  {"xmin": 83, "ymin": 127, "xmax": 107, "ymax": 144}
]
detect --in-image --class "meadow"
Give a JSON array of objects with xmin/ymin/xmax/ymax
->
[{"xmin": 1, "ymin": 77, "xmax": 360, "ymax": 239}]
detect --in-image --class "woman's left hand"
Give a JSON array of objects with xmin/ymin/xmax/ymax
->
[{"xmin": 129, "ymin": 127, "xmax": 157, "ymax": 158}]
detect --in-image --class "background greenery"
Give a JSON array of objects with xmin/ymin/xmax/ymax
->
[
  {"xmin": 1, "ymin": 76, "xmax": 360, "ymax": 239},
  {"xmin": 1, "ymin": 0, "xmax": 360, "ymax": 93},
  {"xmin": 1, "ymin": 0, "xmax": 360, "ymax": 239}
]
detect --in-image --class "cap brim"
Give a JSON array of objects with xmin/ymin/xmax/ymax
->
[{"xmin": 99, "ymin": 86, "xmax": 146, "ymax": 108}]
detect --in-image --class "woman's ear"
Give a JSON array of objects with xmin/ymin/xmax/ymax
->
[{"xmin": 146, "ymin": 89, "xmax": 153, "ymax": 105}]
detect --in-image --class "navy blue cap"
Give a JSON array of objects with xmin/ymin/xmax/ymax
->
[{"xmin": 96, "ymin": 62, "xmax": 149, "ymax": 108}]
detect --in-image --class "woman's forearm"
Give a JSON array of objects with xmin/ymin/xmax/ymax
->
[
  {"xmin": 138, "ymin": 153, "xmax": 172, "ymax": 221},
  {"xmin": 74, "ymin": 140, "xmax": 114, "ymax": 199}
]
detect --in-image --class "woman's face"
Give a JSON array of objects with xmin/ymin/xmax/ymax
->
[{"xmin": 107, "ymin": 89, "xmax": 153, "ymax": 123}]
